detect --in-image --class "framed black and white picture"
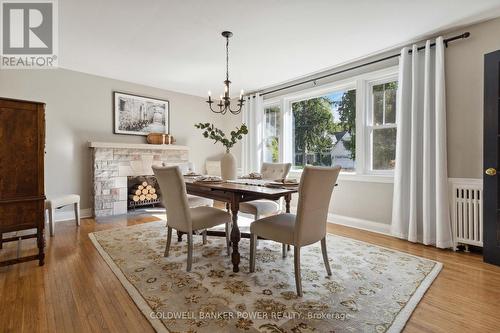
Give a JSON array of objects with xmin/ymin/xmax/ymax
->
[{"xmin": 113, "ymin": 92, "xmax": 170, "ymax": 136}]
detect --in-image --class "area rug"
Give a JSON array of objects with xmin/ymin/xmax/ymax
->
[{"xmin": 89, "ymin": 220, "xmax": 441, "ymax": 333}]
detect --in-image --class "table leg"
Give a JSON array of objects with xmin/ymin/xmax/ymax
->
[
  {"xmin": 285, "ymin": 193, "xmax": 291, "ymax": 213},
  {"xmin": 285, "ymin": 194, "xmax": 291, "ymax": 251},
  {"xmin": 230, "ymin": 198, "xmax": 241, "ymax": 273}
]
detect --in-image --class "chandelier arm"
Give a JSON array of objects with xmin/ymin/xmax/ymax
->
[
  {"xmin": 228, "ymin": 103, "xmax": 243, "ymax": 115},
  {"xmin": 208, "ymin": 102, "xmax": 226, "ymax": 114}
]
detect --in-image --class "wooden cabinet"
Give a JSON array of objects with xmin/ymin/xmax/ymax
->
[{"xmin": 0, "ymin": 97, "xmax": 46, "ymax": 266}]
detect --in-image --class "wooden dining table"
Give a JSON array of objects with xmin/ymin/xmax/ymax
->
[{"xmin": 184, "ymin": 178, "xmax": 298, "ymax": 272}]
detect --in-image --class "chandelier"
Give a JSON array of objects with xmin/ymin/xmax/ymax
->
[{"xmin": 207, "ymin": 31, "xmax": 245, "ymax": 115}]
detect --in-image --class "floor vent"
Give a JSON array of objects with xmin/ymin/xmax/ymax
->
[{"xmin": 449, "ymin": 178, "xmax": 483, "ymax": 250}]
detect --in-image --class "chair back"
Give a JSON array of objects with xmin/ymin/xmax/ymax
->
[
  {"xmin": 152, "ymin": 166, "xmax": 192, "ymax": 232},
  {"xmin": 261, "ymin": 162, "xmax": 292, "ymax": 180},
  {"xmin": 295, "ymin": 166, "xmax": 341, "ymax": 246}
]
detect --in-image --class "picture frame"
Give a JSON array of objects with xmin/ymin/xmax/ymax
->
[{"xmin": 113, "ymin": 91, "xmax": 170, "ymax": 136}]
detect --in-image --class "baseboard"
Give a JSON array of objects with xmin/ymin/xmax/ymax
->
[
  {"xmin": 327, "ymin": 213, "xmax": 391, "ymax": 236},
  {"xmin": 288, "ymin": 205, "xmax": 391, "ymax": 236},
  {"xmin": 53, "ymin": 208, "xmax": 92, "ymax": 222}
]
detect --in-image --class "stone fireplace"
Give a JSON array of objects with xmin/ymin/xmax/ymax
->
[{"xmin": 89, "ymin": 142, "xmax": 189, "ymax": 217}]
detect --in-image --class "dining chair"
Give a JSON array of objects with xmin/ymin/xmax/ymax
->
[
  {"xmin": 249, "ymin": 165, "xmax": 341, "ymax": 296},
  {"xmin": 153, "ymin": 165, "xmax": 231, "ymax": 271},
  {"xmin": 163, "ymin": 162, "xmax": 214, "ymax": 208},
  {"xmin": 239, "ymin": 162, "xmax": 292, "ymax": 220}
]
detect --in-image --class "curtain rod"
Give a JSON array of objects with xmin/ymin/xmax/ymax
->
[{"xmin": 254, "ymin": 32, "xmax": 470, "ymax": 97}]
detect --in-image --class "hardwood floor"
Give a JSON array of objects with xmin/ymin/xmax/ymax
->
[{"xmin": 1, "ymin": 215, "xmax": 499, "ymax": 333}]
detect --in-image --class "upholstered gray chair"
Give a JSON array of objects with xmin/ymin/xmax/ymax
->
[
  {"xmin": 240, "ymin": 162, "xmax": 292, "ymax": 220},
  {"xmin": 249, "ymin": 165, "xmax": 341, "ymax": 296},
  {"xmin": 153, "ymin": 165, "xmax": 231, "ymax": 271}
]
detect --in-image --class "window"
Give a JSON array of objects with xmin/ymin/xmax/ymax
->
[
  {"xmin": 263, "ymin": 105, "xmax": 281, "ymax": 163},
  {"xmin": 291, "ymin": 89, "xmax": 356, "ymax": 171},
  {"xmin": 368, "ymin": 81, "xmax": 398, "ymax": 171},
  {"xmin": 254, "ymin": 67, "xmax": 399, "ymax": 180}
]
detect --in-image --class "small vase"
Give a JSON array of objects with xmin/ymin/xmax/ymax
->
[{"xmin": 221, "ymin": 150, "xmax": 237, "ymax": 180}]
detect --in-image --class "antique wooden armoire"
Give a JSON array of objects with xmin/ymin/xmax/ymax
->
[{"xmin": 0, "ymin": 97, "xmax": 46, "ymax": 266}]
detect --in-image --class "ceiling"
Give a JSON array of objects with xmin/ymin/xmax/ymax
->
[{"xmin": 60, "ymin": 0, "xmax": 500, "ymax": 97}]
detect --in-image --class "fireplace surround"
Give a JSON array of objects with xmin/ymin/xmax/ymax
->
[{"xmin": 89, "ymin": 142, "xmax": 189, "ymax": 217}]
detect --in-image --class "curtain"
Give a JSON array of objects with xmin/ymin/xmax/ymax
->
[
  {"xmin": 391, "ymin": 37, "xmax": 453, "ymax": 248},
  {"xmin": 241, "ymin": 93, "xmax": 263, "ymax": 174}
]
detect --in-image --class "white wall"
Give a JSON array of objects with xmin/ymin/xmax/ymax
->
[{"xmin": 0, "ymin": 69, "xmax": 228, "ymax": 210}]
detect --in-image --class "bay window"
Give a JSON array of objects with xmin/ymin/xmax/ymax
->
[{"xmin": 258, "ymin": 67, "xmax": 398, "ymax": 180}]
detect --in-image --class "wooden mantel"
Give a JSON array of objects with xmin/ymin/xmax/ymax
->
[{"xmin": 88, "ymin": 141, "xmax": 189, "ymax": 151}]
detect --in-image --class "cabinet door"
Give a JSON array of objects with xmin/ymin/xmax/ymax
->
[
  {"xmin": 0, "ymin": 100, "xmax": 44, "ymax": 200},
  {"xmin": 483, "ymin": 50, "xmax": 500, "ymax": 266}
]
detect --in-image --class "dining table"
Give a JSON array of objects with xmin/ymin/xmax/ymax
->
[{"xmin": 183, "ymin": 178, "xmax": 298, "ymax": 273}]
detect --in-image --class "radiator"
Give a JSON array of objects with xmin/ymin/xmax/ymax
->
[{"xmin": 449, "ymin": 178, "xmax": 483, "ymax": 250}]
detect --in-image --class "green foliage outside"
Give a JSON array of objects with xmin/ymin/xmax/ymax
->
[
  {"xmin": 267, "ymin": 137, "xmax": 279, "ymax": 162},
  {"xmin": 292, "ymin": 91, "xmax": 356, "ymax": 166},
  {"xmin": 334, "ymin": 90, "xmax": 356, "ymax": 160}
]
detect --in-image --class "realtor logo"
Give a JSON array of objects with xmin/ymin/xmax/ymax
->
[{"xmin": 1, "ymin": 0, "xmax": 58, "ymax": 68}]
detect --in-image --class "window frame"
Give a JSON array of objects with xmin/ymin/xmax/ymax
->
[{"xmin": 256, "ymin": 66, "xmax": 399, "ymax": 183}]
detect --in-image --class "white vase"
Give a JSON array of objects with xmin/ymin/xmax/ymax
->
[{"xmin": 221, "ymin": 150, "xmax": 237, "ymax": 180}]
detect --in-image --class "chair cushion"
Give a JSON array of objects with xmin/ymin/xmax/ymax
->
[
  {"xmin": 190, "ymin": 206, "xmax": 231, "ymax": 231},
  {"xmin": 45, "ymin": 194, "xmax": 80, "ymax": 209},
  {"xmin": 187, "ymin": 194, "xmax": 213, "ymax": 208},
  {"xmin": 240, "ymin": 200, "xmax": 280, "ymax": 216},
  {"xmin": 250, "ymin": 213, "xmax": 296, "ymax": 245}
]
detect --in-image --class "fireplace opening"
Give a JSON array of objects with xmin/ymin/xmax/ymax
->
[{"xmin": 127, "ymin": 176, "xmax": 163, "ymax": 210}]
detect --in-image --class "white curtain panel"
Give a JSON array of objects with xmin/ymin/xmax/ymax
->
[
  {"xmin": 391, "ymin": 37, "xmax": 453, "ymax": 248},
  {"xmin": 241, "ymin": 93, "xmax": 263, "ymax": 174}
]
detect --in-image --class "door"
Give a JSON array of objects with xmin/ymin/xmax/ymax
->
[{"xmin": 484, "ymin": 50, "xmax": 500, "ymax": 265}]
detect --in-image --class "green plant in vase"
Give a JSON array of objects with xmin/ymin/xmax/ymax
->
[{"xmin": 194, "ymin": 123, "xmax": 248, "ymax": 179}]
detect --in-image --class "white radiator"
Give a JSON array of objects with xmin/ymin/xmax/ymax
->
[{"xmin": 449, "ymin": 178, "xmax": 483, "ymax": 250}]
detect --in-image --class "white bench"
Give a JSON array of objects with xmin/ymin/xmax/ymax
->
[{"xmin": 45, "ymin": 194, "xmax": 80, "ymax": 236}]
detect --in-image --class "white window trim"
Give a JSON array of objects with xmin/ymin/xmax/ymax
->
[{"xmin": 257, "ymin": 66, "xmax": 398, "ymax": 183}]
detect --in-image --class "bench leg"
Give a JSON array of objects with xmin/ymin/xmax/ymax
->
[{"xmin": 49, "ymin": 208, "xmax": 55, "ymax": 237}]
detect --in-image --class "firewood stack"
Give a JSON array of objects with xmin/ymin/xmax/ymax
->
[{"xmin": 129, "ymin": 181, "xmax": 158, "ymax": 202}]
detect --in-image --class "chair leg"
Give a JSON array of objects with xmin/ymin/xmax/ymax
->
[
  {"xmin": 74, "ymin": 202, "xmax": 80, "ymax": 226},
  {"xmin": 249, "ymin": 233, "xmax": 257, "ymax": 272},
  {"xmin": 49, "ymin": 208, "xmax": 55, "ymax": 237},
  {"xmin": 202, "ymin": 230, "xmax": 207, "ymax": 245},
  {"xmin": 225, "ymin": 222, "xmax": 231, "ymax": 255},
  {"xmin": 294, "ymin": 246, "xmax": 303, "ymax": 297},
  {"xmin": 321, "ymin": 237, "xmax": 332, "ymax": 276},
  {"xmin": 254, "ymin": 214, "xmax": 260, "ymax": 247},
  {"xmin": 186, "ymin": 232, "xmax": 193, "ymax": 272},
  {"xmin": 164, "ymin": 227, "xmax": 172, "ymax": 257},
  {"xmin": 282, "ymin": 243, "xmax": 288, "ymax": 258}
]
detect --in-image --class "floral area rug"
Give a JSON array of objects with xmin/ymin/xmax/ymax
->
[{"xmin": 89, "ymin": 220, "xmax": 441, "ymax": 333}]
